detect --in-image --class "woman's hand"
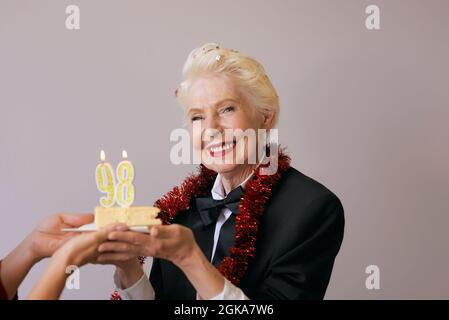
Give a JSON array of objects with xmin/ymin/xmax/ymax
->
[
  {"xmin": 97, "ymin": 224, "xmax": 199, "ymax": 268},
  {"xmin": 26, "ymin": 213, "xmax": 94, "ymax": 263},
  {"xmin": 96, "ymin": 224, "xmax": 202, "ymax": 291},
  {"xmin": 53, "ymin": 223, "xmax": 118, "ymax": 267},
  {"xmin": 0, "ymin": 213, "xmax": 93, "ymax": 299},
  {"xmin": 98, "ymin": 224, "xmax": 226, "ymax": 299},
  {"xmin": 27, "ymin": 224, "xmax": 117, "ymax": 300},
  {"xmin": 92, "ymin": 224, "xmax": 145, "ymax": 289}
]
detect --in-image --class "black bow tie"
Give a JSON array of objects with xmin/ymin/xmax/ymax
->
[{"xmin": 195, "ymin": 186, "xmax": 244, "ymax": 226}]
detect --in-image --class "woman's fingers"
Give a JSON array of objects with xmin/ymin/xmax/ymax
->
[
  {"xmin": 150, "ymin": 224, "xmax": 182, "ymax": 239},
  {"xmin": 95, "ymin": 225, "xmax": 191, "ymax": 262},
  {"xmin": 108, "ymin": 230, "xmax": 147, "ymax": 244},
  {"xmin": 60, "ymin": 213, "xmax": 94, "ymax": 227},
  {"xmin": 69, "ymin": 224, "xmax": 121, "ymax": 254},
  {"xmin": 113, "ymin": 223, "xmax": 129, "ymax": 232},
  {"xmin": 95, "ymin": 223, "xmax": 121, "ymax": 241},
  {"xmin": 106, "ymin": 224, "xmax": 185, "ymax": 243},
  {"xmin": 66, "ymin": 224, "xmax": 115, "ymax": 251},
  {"xmin": 98, "ymin": 237, "xmax": 174, "ymax": 258},
  {"xmin": 96, "ymin": 253, "xmax": 137, "ymax": 264},
  {"xmin": 98, "ymin": 241, "xmax": 135, "ymax": 253}
]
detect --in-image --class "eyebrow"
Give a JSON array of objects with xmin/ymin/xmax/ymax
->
[{"xmin": 187, "ymin": 98, "xmax": 239, "ymax": 115}]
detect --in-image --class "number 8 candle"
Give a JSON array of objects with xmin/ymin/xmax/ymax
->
[{"xmin": 116, "ymin": 150, "xmax": 135, "ymax": 207}]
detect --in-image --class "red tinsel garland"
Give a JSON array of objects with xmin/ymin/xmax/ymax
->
[{"xmin": 111, "ymin": 148, "xmax": 291, "ymax": 299}]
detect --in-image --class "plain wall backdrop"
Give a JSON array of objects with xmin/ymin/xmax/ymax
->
[{"xmin": 1, "ymin": 0, "xmax": 448, "ymax": 299}]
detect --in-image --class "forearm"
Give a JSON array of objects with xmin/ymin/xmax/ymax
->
[
  {"xmin": 1, "ymin": 236, "xmax": 39, "ymax": 299},
  {"xmin": 179, "ymin": 246, "xmax": 225, "ymax": 300},
  {"xmin": 115, "ymin": 260, "xmax": 144, "ymax": 289},
  {"xmin": 27, "ymin": 252, "xmax": 70, "ymax": 300}
]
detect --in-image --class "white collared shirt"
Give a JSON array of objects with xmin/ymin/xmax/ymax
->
[{"xmin": 113, "ymin": 172, "xmax": 252, "ymax": 300}]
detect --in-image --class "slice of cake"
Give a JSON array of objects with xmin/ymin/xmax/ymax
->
[{"xmin": 95, "ymin": 206, "xmax": 162, "ymax": 228}]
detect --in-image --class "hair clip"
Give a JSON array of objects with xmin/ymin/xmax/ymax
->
[
  {"xmin": 192, "ymin": 44, "xmax": 222, "ymax": 60},
  {"xmin": 200, "ymin": 44, "xmax": 220, "ymax": 55}
]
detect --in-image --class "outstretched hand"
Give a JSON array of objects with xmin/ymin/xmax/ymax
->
[
  {"xmin": 27, "ymin": 223, "xmax": 119, "ymax": 300},
  {"xmin": 52, "ymin": 223, "xmax": 120, "ymax": 267},
  {"xmin": 26, "ymin": 213, "xmax": 94, "ymax": 262},
  {"xmin": 96, "ymin": 224, "xmax": 199, "ymax": 268}
]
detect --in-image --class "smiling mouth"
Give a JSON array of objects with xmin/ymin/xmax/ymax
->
[{"xmin": 206, "ymin": 138, "xmax": 237, "ymax": 158}]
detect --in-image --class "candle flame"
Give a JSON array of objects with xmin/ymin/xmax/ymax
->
[
  {"xmin": 100, "ymin": 150, "xmax": 106, "ymax": 162},
  {"xmin": 122, "ymin": 150, "xmax": 128, "ymax": 159}
]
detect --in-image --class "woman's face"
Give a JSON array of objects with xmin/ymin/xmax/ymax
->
[{"xmin": 184, "ymin": 74, "xmax": 268, "ymax": 175}]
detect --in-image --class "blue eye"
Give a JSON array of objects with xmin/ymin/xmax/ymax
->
[{"xmin": 222, "ymin": 106, "xmax": 235, "ymax": 113}]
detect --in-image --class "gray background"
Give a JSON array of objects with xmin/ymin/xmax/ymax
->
[{"xmin": 1, "ymin": 0, "xmax": 448, "ymax": 299}]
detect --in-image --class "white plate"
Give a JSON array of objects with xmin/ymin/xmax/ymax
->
[{"xmin": 61, "ymin": 222, "xmax": 151, "ymax": 234}]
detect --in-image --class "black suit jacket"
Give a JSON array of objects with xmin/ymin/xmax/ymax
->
[{"xmin": 150, "ymin": 167, "xmax": 345, "ymax": 299}]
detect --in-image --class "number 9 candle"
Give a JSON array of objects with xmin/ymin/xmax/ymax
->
[{"xmin": 95, "ymin": 150, "xmax": 116, "ymax": 208}]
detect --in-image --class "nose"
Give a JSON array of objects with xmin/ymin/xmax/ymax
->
[{"xmin": 202, "ymin": 114, "xmax": 222, "ymax": 144}]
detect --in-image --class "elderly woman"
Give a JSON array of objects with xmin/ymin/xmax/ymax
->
[{"xmin": 98, "ymin": 43, "xmax": 345, "ymax": 300}]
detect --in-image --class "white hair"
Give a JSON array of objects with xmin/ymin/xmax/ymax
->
[{"xmin": 175, "ymin": 43, "xmax": 280, "ymax": 126}]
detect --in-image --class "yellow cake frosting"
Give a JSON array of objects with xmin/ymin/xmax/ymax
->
[{"xmin": 95, "ymin": 206, "xmax": 162, "ymax": 228}]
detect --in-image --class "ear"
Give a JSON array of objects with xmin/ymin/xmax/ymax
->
[{"xmin": 262, "ymin": 110, "xmax": 276, "ymax": 129}]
